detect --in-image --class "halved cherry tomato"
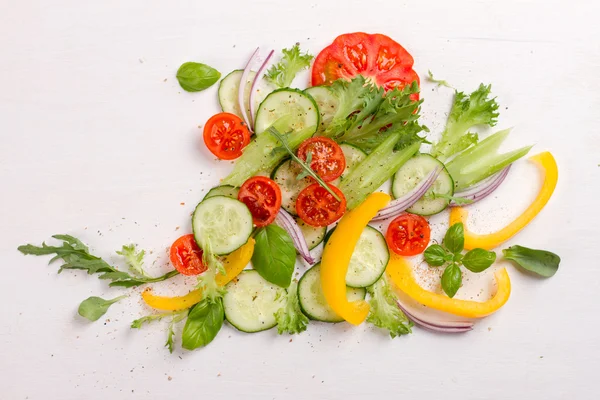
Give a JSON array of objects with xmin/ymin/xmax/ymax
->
[
  {"xmin": 203, "ymin": 112, "xmax": 251, "ymax": 160},
  {"xmin": 296, "ymin": 183, "xmax": 346, "ymax": 227},
  {"xmin": 385, "ymin": 214, "xmax": 431, "ymax": 256},
  {"xmin": 238, "ymin": 176, "xmax": 282, "ymax": 227},
  {"xmin": 169, "ymin": 234, "xmax": 207, "ymax": 276},
  {"xmin": 311, "ymin": 32, "xmax": 420, "ymax": 100},
  {"xmin": 297, "ymin": 137, "xmax": 346, "ymax": 182}
]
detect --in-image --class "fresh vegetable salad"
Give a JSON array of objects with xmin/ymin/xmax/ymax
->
[{"xmin": 18, "ymin": 32, "xmax": 560, "ymax": 352}]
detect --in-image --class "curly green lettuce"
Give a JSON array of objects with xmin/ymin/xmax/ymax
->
[
  {"xmin": 367, "ymin": 275, "xmax": 412, "ymax": 338},
  {"xmin": 274, "ymin": 280, "xmax": 309, "ymax": 334},
  {"xmin": 116, "ymin": 244, "xmax": 149, "ymax": 278},
  {"xmin": 265, "ymin": 44, "xmax": 313, "ymax": 88},
  {"xmin": 431, "ymin": 84, "xmax": 499, "ymax": 161}
]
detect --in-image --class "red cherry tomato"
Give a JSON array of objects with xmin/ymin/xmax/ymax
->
[
  {"xmin": 296, "ymin": 183, "xmax": 346, "ymax": 227},
  {"xmin": 297, "ymin": 137, "xmax": 346, "ymax": 182},
  {"xmin": 385, "ymin": 213, "xmax": 431, "ymax": 256},
  {"xmin": 238, "ymin": 176, "xmax": 282, "ymax": 227},
  {"xmin": 311, "ymin": 32, "xmax": 420, "ymax": 100},
  {"xmin": 169, "ymin": 234, "xmax": 207, "ymax": 276},
  {"xmin": 203, "ymin": 112, "xmax": 251, "ymax": 160}
]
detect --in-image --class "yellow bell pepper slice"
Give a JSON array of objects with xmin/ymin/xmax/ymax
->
[
  {"xmin": 450, "ymin": 151, "xmax": 558, "ymax": 250},
  {"xmin": 142, "ymin": 238, "xmax": 255, "ymax": 311},
  {"xmin": 386, "ymin": 253, "xmax": 511, "ymax": 318},
  {"xmin": 321, "ymin": 192, "xmax": 391, "ymax": 325}
]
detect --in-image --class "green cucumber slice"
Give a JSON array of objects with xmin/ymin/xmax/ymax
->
[
  {"xmin": 191, "ymin": 196, "xmax": 253, "ymax": 255},
  {"xmin": 203, "ymin": 185, "xmax": 239, "ymax": 200},
  {"xmin": 392, "ymin": 153, "xmax": 454, "ymax": 216},
  {"xmin": 270, "ymin": 158, "xmax": 311, "ymax": 216},
  {"xmin": 298, "ymin": 263, "xmax": 366, "ymax": 323},
  {"xmin": 254, "ymin": 88, "xmax": 320, "ymax": 135},
  {"xmin": 218, "ymin": 70, "xmax": 274, "ymax": 120},
  {"xmin": 304, "ymin": 86, "xmax": 339, "ymax": 133},
  {"xmin": 223, "ymin": 270, "xmax": 285, "ymax": 333},
  {"xmin": 296, "ymin": 217, "xmax": 326, "ymax": 251}
]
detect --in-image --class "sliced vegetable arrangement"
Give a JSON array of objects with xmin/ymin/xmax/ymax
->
[{"xmin": 18, "ymin": 32, "xmax": 560, "ymax": 352}]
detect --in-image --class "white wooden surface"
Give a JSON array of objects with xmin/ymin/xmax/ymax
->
[{"xmin": 1, "ymin": 1, "xmax": 599, "ymax": 399}]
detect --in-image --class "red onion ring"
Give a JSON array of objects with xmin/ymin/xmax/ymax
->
[
  {"xmin": 275, "ymin": 208, "xmax": 315, "ymax": 265},
  {"xmin": 450, "ymin": 165, "xmax": 512, "ymax": 206},
  {"xmin": 239, "ymin": 47, "xmax": 260, "ymax": 130},
  {"xmin": 396, "ymin": 298, "xmax": 473, "ymax": 333},
  {"xmin": 371, "ymin": 167, "xmax": 442, "ymax": 222},
  {"xmin": 249, "ymin": 49, "xmax": 274, "ymax": 128}
]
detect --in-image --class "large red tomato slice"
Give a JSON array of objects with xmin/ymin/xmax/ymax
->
[{"xmin": 311, "ymin": 32, "xmax": 419, "ymax": 100}]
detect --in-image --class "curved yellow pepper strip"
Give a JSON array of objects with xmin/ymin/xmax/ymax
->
[
  {"xmin": 450, "ymin": 151, "xmax": 558, "ymax": 250},
  {"xmin": 321, "ymin": 192, "xmax": 391, "ymax": 325},
  {"xmin": 142, "ymin": 238, "xmax": 255, "ymax": 311},
  {"xmin": 386, "ymin": 253, "xmax": 511, "ymax": 318}
]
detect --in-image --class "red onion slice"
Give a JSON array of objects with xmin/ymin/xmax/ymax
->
[
  {"xmin": 249, "ymin": 49, "xmax": 274, "ymax": 128},
  {"xmin": 396, "ymin": 298, "xmax": 473, "ymax": 333},
  {"xmin": 275, "ymin": 208, "xmax": 315, "ymax": 265},
  {"xmin": 239, "ymin": 47, "xmax": 260, "ymax": 130},
  {"xmin": 450, "ymin": 165, "xmax": 511, "ymax": 206},
  {"xmin": 371, "ymin": 167, "xmax": 442, "ymax": 222}
]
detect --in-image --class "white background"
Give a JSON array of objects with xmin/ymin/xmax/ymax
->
[{"xmin": 1, "ymin": 0, "xmax": 599, "ymax": 399}]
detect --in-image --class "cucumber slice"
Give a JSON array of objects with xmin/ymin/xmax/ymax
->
[
  {"xmin": 304, "ymin": 86, "xmax": 339, "ymax": 133},
  {"xmin": 270, "ymin": 158, "xmax": 311, "ymax": 216},
  {"xmin": 392, "ymin": 153, "xmax": 454, "ymax": 216},
  {"xmin": 223, "ymin": 270, "xmax": 285, "ymax": 333},
  {"xmin": 254, "ymin": 88, "xmax": 320, "ymax": 135},
  {"xmin": 296, "ymin": 217, "xmax": 326, "ymax": 251},
  {"xmin": 218, "ymin": 70, "xmax": 274, "ymax": 120},
  {"xmin": 298, "ymin": 263, "xmax": 366, "ymax": 323},
  {"xmin": 339, "ymin": 143, "xmax": 367, "ymax": 180},
  {"xmin": 323, "ymin": 225, "xmax": 389, "ymax": 288},
  {"xmin": 191, "ymin": 196, "xmax": 253, "ymax": 255},
  {"xmin": 203, "ymin": 185, "xmax": 239, "ymax": 200}
]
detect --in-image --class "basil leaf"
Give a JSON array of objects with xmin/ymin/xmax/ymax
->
[
  {"xmin": 462, "ymin": 248, "xmax": 496, "ymax": 273},
  {"xmin": 176, "ymin": 62, "xmax": 221, "ymax": 92},
  {"xmin": 78, "ymin": 295, "xmax": 126, "ymax": 322},
  {"xmin": 252, "ymin": 224, "xmax": 296, "ymax": 287},
  {"xmin": 443, "ymin": 222, "xmax": 464, "ymax": 254},
  {"xmin": 424, "ymin": 244, "xmax": 450, "ymax": 267},
  {"xmin": 181, "ymin": 298, "xmax": 224, "ymax": 350},
  {"xmin": 441, "ymin": 264, "xmax": 462, "ymax": 298},
  {"xmin": 502, "ymin": 245, "xmax": 560, "ymax": 278}
]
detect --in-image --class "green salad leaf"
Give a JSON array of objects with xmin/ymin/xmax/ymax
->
[
  {"xmin": 252, "ymin": 224, "xmax": 296, "ymax": 288},
  {"xmin": 17, "ymin": 235, "xmax": 179, "ymax": 288},
  {"xmin": 367, "ymin": 275, "xmax": 412, "ymax": 338},
  {"xmin": 176, "ymin": 62, "xmax": 221, "ymax": 92},
  {"xmin": 265, "ymin": 44, "xmax": 313, "ymax": 88},
  {"xmin": 116, "ymin": 244, "xmax": 149, "ymax": 278},
  {"xmin": 427, "ymin": 70, "xmax": 453, "ymax": 88},
  {"xmin": 78, "ymin": 295, "xmax": 127, "ymax": 322},
  {"xmin": 181, "ymin": 298, "xmax": 224, "ymax": 350},
  {"xmin": 503, "ymin": 245, "xmax": 560, "ymax": 278},
  {"xmin": 274, "ymin": 280, "xmax": 309, "ymax": 334},
  {"xmin": 441, "ymin": 263, "xmax": 462, "ymax": 298}
]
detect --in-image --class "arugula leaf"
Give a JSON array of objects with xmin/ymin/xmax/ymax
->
[
  {"xmin": 367, "ymin": 275, "xmax": 412, "ymax": 338},
  {"xmin": 424, "ymin": 244, "xmax": 451, "ymax": 267},
  {"xmin": 295, "ymin": 151, "xmax": 313, "ymax": 180},
  {"xmin": 252, "ymin": 224, "xmax": 296, "ymax": 288},
  {"xmin": 78, "ymin": 295, "xmax": 127, "ymax": 322},
  {"xmin": 427, "ymin": 70, "xmax": 453, "ymax": 88},
  {"xmin": 441, "ymin": 264, "xmax": 462, "ymax": 298},
  {"xmin": 116, "ymin": 244, "xmax": 149, "ymax": 278},
  {"xmin": 462, "ymin": 248, "xmax": 497, "ymax": 273},
  {"xmin": 176, "ymin": 62, "xmax": 221, "ymax": 92},
  {"xmin": 503, "ymin": 245, "xmax": 560, "ymax": 278},
  {"xmin": 18, "ymin": 235, "xmax": 179, "ymax": 287},
  {"xmin": 181, "ymin": 298, "xmax": 224, "ymax": 350},
  {"xmin": 265, "ymin": 44, "xmax": 313, "ymax": 88},
  {"xmin": 274, "ymin": 280, "xmax": 309, "ymax": 334},
  {"xmin": 431, "ymin": 84, "xmax": 499, "ymax": 161},
  {"xmin": 267, "ymin": 126, "xmax": 341, "ymax": 201},
  {"xmin": 131, "ymin": 310, "xmax": 186, "ymax": 329},
  {"xmin": 443, "ymin": 223, "xmax": 465, "ymax": 255}
]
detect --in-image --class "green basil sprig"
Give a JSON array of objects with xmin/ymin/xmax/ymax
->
[
  {"xmin": 503, "ymin": 245, "xmax": 560, "ymax": 278},
  {"xmin": 176, "ymin": 62, "xmax": 221, "ymax": 92},
  {"xmin": 181, "ymin": 298, "xmax": 224, "ymax": 350},
  {"xmin": 424, "ymin": 222, "xmax": 496, "ymax": 298},
  {"xmin": 252, "ymin": 224, "xmax": 296, "ymax": 288}
]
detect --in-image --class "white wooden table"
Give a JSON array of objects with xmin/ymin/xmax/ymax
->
[{"xmin": 1, "ymin": 1, "xmax": 599, "ymax": 398}]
